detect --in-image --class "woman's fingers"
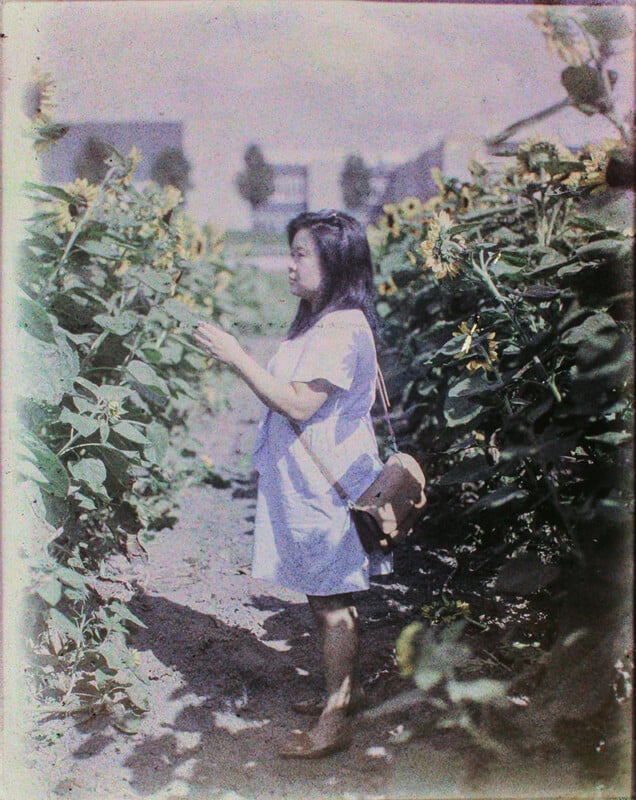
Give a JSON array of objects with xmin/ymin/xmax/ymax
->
[{"xmin": 192, "ymin": 323, "xmax": 240, "ymax": 365}]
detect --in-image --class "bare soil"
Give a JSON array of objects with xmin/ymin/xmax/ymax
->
[{"xmin": 19, "ymin": 335, "xmax": 631, "ymax": 800}]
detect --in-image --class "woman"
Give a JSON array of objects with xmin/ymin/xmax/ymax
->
[{"xmin": 193, "ymin": 210, "xmax": 392, "ymax": 759}]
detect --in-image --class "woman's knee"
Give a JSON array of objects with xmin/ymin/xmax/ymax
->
[{"xmin": 308, "ymin": 594, "xmax": 358, "ymax": 628}]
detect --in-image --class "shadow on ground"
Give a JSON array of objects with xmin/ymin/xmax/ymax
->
[{"xmin": 78, "ymin": 586, "xmax": 427, "ymax": 800}]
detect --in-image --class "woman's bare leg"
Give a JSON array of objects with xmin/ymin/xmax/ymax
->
[{"xmin": 306, "ymin": 593, "xmax": 360, "ymax": 742}]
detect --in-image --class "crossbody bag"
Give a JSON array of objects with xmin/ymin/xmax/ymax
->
[{"xmin": 291, "ymin": 366, "xmax": 427, "ymax": 554}]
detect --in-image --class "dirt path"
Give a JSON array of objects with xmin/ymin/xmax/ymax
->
[
  {"xmin": 21, "ymin": 336, "xmax": 613, "ymax": 800},
  {"xmin": 20, "ymin": 335, "xmax": 427, "ymax": 800}
]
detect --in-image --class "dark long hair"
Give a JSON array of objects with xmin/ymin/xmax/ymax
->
[{"xmin": 286, "ymin": 209, "xmax": 378, "ymax": 339}]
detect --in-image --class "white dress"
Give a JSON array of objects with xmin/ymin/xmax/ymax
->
[{"xmin": 251, "ymin": 309, "xmax": 393, "ymax": 596}]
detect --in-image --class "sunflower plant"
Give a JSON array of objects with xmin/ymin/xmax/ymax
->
[
  {"xmin": 15, "ymin": 112, "xmax": 234, "ymax": 725},
  {"xmin": 372, "ymin": 135, "xmax": 633, "ymax": 564},
  {"xmin": 371, "ymin": 136, "xmax": 633, "ymax": 763}
]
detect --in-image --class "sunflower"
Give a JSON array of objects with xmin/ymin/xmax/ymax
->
[
  {"xmin": 418, "ymin": 211, "xmax": 465, "ymax": 279},
  {"xmin": 453, "ymin": 321, "xmax": 499, "ymax": 373},
  {"xmin": 430, "ymin": 167, "xmax": 445, "ymax": 193},
  {"xmin": 382, "ymin": 203, "xmax": 401, "ymax": 238},
  {"xmin": 202, "ymin": 222, "xmax": 226, "ymax": 256},
  {"xmin": 398, "ymin": 196, "xmax": 424, "ymax": 221},
  {"xmin": 160, "ymin": 185, "xmax": 183, "ymax": 217},
  {"xmin": 516, "ymin": 136, "xmax": 574, "ymax": 182},
  {"xmin": 453, "ymin": 321, "xmax": 478, "ymax": 354},
  {"xmin": 173, "ymin": 290, "xmax": 196, "ymax": 309},
  {"xmin": 170, "ymin": 214, "xmax": 198, "ymax": 259},
  {"xmin": 529, "ymin": 9, "xmax": 590, "ymax": 67},
  {"xmin": 49, "ymin": 178, "xmax": 99, "ymax": 233},
  {"xmin": 114, "ymin": 258, "xmax": 132, "ymax": 277},
  {"xmin": 22, "ymin": 72, "xmax": 56, "ymax": 123},
  {"xmin": 213, "ymin": 270, "xmax": 232, "ymax": 296},
  {"xmin": 577, "ymin": 139, "xmax": 623, "ymax": 190},
  {"xmin": 377, "ymin": 276, "xmax": 398, "ymax": 297},
  {"xmin": 120, "ymin": 146, "xmax": 142, "ymax": 187}
]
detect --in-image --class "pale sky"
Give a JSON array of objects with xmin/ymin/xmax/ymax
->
[{"xmin": 3, "ymin": 1, "xmax": 634, "ymax": 228}]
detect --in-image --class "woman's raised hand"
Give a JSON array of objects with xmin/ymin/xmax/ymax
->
[{"xmin": 193, "ymin": 322, "xmax": 243, "ymax": 367}]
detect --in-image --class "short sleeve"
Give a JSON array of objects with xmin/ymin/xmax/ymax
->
[{"xmin": 291, "ymin": 311, "xmax": 366, "ymax": 391}]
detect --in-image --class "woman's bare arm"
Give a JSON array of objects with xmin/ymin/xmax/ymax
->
[{"xmin": 193, "ymin": 322, "xmax": 330, "ymax": 422}]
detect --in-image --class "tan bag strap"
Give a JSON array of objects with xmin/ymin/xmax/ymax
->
[
  {"xmin": 375, "ymin": 363, "xmax": 398, "ymax": 452},
  {"xmin": 290, "ymin": 420, "xmax": 352, "ymax": 505},
  {"xmin": 290, "ymin": 362, "xmax": 397, "ymax": 501}
]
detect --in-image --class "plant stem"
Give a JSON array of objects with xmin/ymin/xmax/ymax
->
[
  {"xmin": 56, "ymin": 164, "xmax": 120, "ymax": 272},
  {"xmin": 486, "ymin": 98, "xmax": 572, "ymax": 149}
]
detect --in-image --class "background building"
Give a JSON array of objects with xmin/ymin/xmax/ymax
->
[
  {"xmin": 251, "ymin": 164, "xmax": 309, "ymax": 232},
  {"xmin": 39, "ymin": 121, "xmax": 184, "ymax": 186}
]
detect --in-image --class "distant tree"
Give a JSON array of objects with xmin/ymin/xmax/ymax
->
[
  {"xmin": 74, "ymin": 137, "xmax": 111, "ymax": 183},
  {"xmin": 150, "ymin": 147, "xmax": 193, "ymax": 195},
  {"xmin": 340, "ymin": 154, "xmax": 372, "ymax": 210},
  {"xmin": 235, "ymin": 144, "xmax": 275, "ymax": 209}
]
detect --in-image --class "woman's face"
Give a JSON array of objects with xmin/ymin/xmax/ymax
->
[{"xmin": 289, "ymin": 228, "xmax": 324, "ymax": 309}]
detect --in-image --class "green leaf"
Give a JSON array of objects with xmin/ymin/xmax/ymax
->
[
  {"xmin": 23, "ymin": 181, "xmax": 75, "ymax": 202},
  {"xmin": 48, "ymin": 608, "xmax": 82, "ymax": 644},
  {"xmin": 170, "ymin": 376, "xmax": 200, "ymax": 400},
  {"xmin": 184, "ymin": 353, "xmax": 207, "ymax": 371},
  {"xmin": 76, "ymin": 493, "xmax": 97, "ymax": 511},
  {"xmin": 468, "ymin": 487, "xmax": 529, "ymax": 513},
  {"xmin": 437, "ymin": 455, "xmax": 495, "ymax": 486},
  {"xmin": 17, "ymin": 289, "xmax": 56, "ymax": 343},
  {"xmin": 460, "ymin": 203, "xmax": 518, "ymax": 222},
  {"xmin": 71, "ymin": 394, "xmax": 99, "ymax": 416},
  {"xmin": 94, "ymin": 312, "xmax": 138, "ymax": 336},
  {"xmin": 157, "ymin": 339, "xmax": 184, "ymax": 365},
  {"xmin": 162, "ymin": 298, "xmax": 201, "ymax": 328},
  {"xmin": 126, "ymin": 360, "xmax": 169, "ymax": 398},
  {"xmin": 139, "ymin": 271, "xmax": 173, "ymax": 294},
  {"xmin": 19, "ymin": 325, "xmax": 80, "ymax": 405},
  {"xmin": 24, "ymin": 232, "xmax": 62, "ymax": 253},
  {"xmin": 140, "ymin": 346, "xmax": 162, "ymax": 364},
  {"xmin": 112, "ymin": 708, "xmax": 143, "ymax": 735},
  {"xmin": 379, "ymin": 249, "xmax": 413, "ymax": 275},
  {"xmin": 144, "ymin": 422, "xmax": 170, "ymax": 464},
  {"xmin": 56, "ymin": 566, "xmax": 89, "ymax": 592},
  {"xmin": 112, "ymin": 421, "xmax": 149, "ymax": 445},
  {"xmin": 74, "ymin": 377, "xmax": 101, "ymax": 397},
  {"xmin": 78, "ymin": 240, "xmax": 122, "ymax": 260},
  {"xmin": 124, "ymin": 681, "xmax": 151, "ymax": 712},
  {"xmin": 585, "ymin": 431, "xmax": 631, "ymax": 446},
  {"xmin": 99, "ymin": 639, "xmax": 132, "ymax": 672},
  {"xmin": 576, "ymin": 238, "xmax": 626, "ymax": 263},
  {"xmin": 582, "ymin": 8, "xmax": 632, "ymax": 41},
  {"xmin": 448, "ymin": 373, "xmax": 502, "ymax": 400},
  {"xmin": 18, "ymin": 431, "xmax": 69, "ymax": 498},
  {"xmin": 443, "ymin": 395, "xmax": 483, "ymax": 428},
  {"xmin": 414, "ymin": 667, "xmax": 444, "ymax": 692},
  {"xmin": 59, "ymin": 407, "xmax": 100, "ymax": 438},
  {"xmin": 94, "ymin": 384, "xmax": 130, "ymax": 403},
  {"xmin": 68, "ymin": 458, "xmax": 108, "ymax": 495},
  {"xmin": 109, "ymin": 600, "xmax": 147, "ymax": 629},
  {"xmin": 36, "ymin": 578, "xmax": 63, "ymax": 607},
  {"xmin": 561, "ymin": 312, "xmax": 617, "ymax": 348},
  {"xmin": 447, "ymin": 679, "xmax": 506, "ymax": 704}
]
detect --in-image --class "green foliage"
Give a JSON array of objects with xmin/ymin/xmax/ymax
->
[
  {"xmin": 17, "ymin": 142, "xmax": 232, "ymax": 722},
  {"xmin": 371, "ymin": 136, "xmax": 633, "ymax": 562},
  {"xmin": 235, "ymin": 144, "xmax": 275, "ymax": 210},
  {"xmin": 395, "ymin": 620, "xmax": 508, "ymax": 750},
  {"xmin": 340, "ymin": 154, "xmax": 372, "ymax": 210}
]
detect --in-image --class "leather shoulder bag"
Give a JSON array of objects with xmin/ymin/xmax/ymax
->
[{"xmin": 291, "ymin": 366, "xmax": 427, "ymax": 554}]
